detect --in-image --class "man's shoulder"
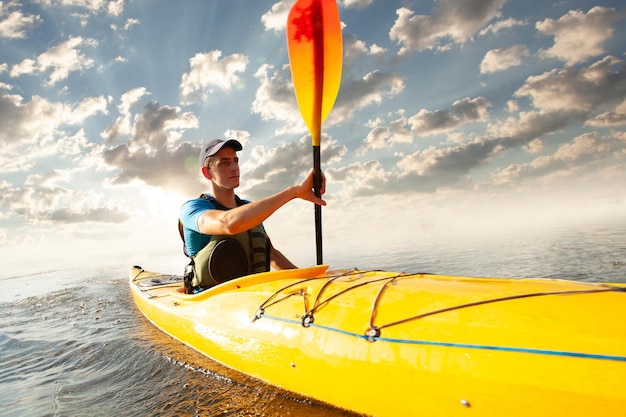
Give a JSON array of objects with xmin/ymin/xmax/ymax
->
[{"xmin": 181, "ymin": 196, "xmax": 216, "ymax": 214}]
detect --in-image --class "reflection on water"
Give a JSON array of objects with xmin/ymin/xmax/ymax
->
[
  {"xmin": 1, "ymin": 221, "xmax": 624, "ymax": 416},
  {"xmin": 0, "ymin": 268, "xmax": 355, "ymax": 417}
]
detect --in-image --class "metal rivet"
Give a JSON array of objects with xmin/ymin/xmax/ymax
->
[
  {"xmin": 290, "ymin": 362, "xmax": 296, "ymax": 368},
  {"xmin": 461, "ymin": 399, "xmax": 471, "ymax": 408}
]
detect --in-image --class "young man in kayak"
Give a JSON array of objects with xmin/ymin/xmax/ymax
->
[{"xmin": 179, "ymin": 138, "xmax": 326, "ymax": 293}]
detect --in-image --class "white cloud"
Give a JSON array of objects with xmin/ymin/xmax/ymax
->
[
  {"xmin": 330, "ymin": 70, "xmax": 405, "ymax": 124},
  {"xmin": 480, "ymin": 44, "xmax": 530, "ymax": 74},
  {"xmin": 408, "ymin": 96, "xmax": 490, "ymax": 136},
  {"xmin": 362, "ymin": 114, "xmax": 412, "ymax": 149},
  {"xmin": 251, "ymin": 63, "xmax": 303, "ymax": 134},
  {"xmin": 223, "ymin": 129, "xmax": 251, "ymax": 148},
  {"xmin": 0, "ymin": 178, "xmax": 130, "ymax": 225},
  {"xmin": 261, "ymin": 0, "xmax": 294, "ymax": 32},
  {"xmin": 390, "ymin": 0, "xmax": 507, "ymax": 55},
  {"xmin": 341, "ymin": 0, "xmax": 373, "ymax": 8},
  {"xmin": 39, "ymin": 0, "xmax": 125, "ymax": 15},
  {"xmin": 102, "ymin": 87, "xmax": 150, "ymax": 142},
  {"xmin": 179, "ymin": 50, "xmax": 249, "ymax": 105},
  {"xmin": 514, "ymin": 55, "xmax": 626, "ymax": 113},
  {"xmin": 0, "ymin": 4, "xmax": 42, "ymax": 38},
  {"xmin": 342, "ymin": 33, "xmax": 390, "ymax": 74},
  {"xmin": 9, "ymin": 36, "xmax": 97, "ymax": 85},
  {"xmin": 479, "ymin": 17, "xmax": 526, "ymax": 36},
  {"xmin": 110, "ymin": 16, "xmax": 138, "ymax": 32},
  {"xmin": 523, "ymin": 138, "xmax": 544, "ymax": 154},
  {"xmin": 0, "ymin": 92, "xmax": 110, "ymax": 175},
  {"xmin": 102, "ymin": 101, "xmax": 200, "ymax": 195},
  {"xmin": 409, "ymin": 109, "xmax": 461, "ymax": 135},
  {"xmin": 0, "ymin": 93, "xmax": 100, "ymax": 150},
  {"xmin": 240, "ymin": 135, "xmax": 347, "ymax": 200},
  {"xmin": 586, "ymin": 99, "xmax": 626, "ymax": 127},
  {"xmin": 362, "ymin": 97, "xmax": 490, "ymax": 149},
  {"xmin": 488, "ymin": 132, "xmax": 622, "ymax": 186},
  {"xmin": 369, "ymin": 44, "xmax": 386, "ymax": 55},
  {"xmin": 57, "ymin": 128, "xmax": 94, "ymax": 157},
  {"xmin": 252, "ymin": 64, "xmax": 404, "ymax": 137},
  {"xmin": 343, "ymin": 34, "xmax": 369, "ymax": 67},
  {"xmin": 70, "ymin": 95, "xmax": 108, "ymax": 123},
  {"xmin": 107, "ymin": 0, "xmax": 124, "ymax": 16},
  {"xmin": 537, "ymin": 6, "xmax": 622, "ymax": 66}
]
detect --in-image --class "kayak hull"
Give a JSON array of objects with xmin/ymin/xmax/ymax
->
[{"xmin": 129, "ymin": 266, "xmax": 626, "ymax": 416}]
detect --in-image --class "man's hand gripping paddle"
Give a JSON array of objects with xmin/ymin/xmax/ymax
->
[{"xmin": 287, "ymin": 0, "xmax": 342, "ymax": 264}]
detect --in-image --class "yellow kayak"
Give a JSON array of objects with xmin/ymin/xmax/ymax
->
[{"xmin": 129, "ymin": 265, "xmax": 626, "ymax": 416}]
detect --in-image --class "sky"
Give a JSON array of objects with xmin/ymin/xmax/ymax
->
[{"xmin": 1, "ymin": 0, "xmax": 626, "ymax": 273}]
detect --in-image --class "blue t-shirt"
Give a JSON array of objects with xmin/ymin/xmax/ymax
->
[{"xmin": 179, "ymin": 195, "xmax": 256, "ymax": 257}]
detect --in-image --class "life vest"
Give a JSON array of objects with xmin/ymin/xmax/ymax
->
[{"xmin": 178, "ymin": 194, "xmax": 270, "ymax": 292}]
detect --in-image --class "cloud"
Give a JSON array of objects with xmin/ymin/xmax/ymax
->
[
  {"xmin": 488, "ymin": 132, "xmax": 624, "ymax": 186},
  {"xmin": 10, "ymin": 36, "xmax": 97, "ymax": 85},
  {"xmin": 39, "ymin": 0, "xmax": 125, "ymax": 15},
  {"xmin": 111, "ymin": 16, "xmax": 139, "ymax": 32},
  {"xmin": 345, "ymin": 55, "xmax": 626, "ymax": 198},
  {"xmin": 102, "ymin": 87, "xmax": 150, "ymax": 142},
  {"xmin": 261, "ymin": 0, "xmax": 374, "ymax": 33},
  {"xmin": 239, "ymin": 135, "xmax": 347, "ymax": 200},
  {"xmin": 536, "ymin": 6, "xmax": 623, "ymax": 66},
  {"xmin": 342, "ymin": 32, "xmax": 388, "ymax": 72},
  {"xmin": 480, "ymin": 44, "xmax": 530, "ymax": 74},
  {"xmin": 0, "ymin": 175, "xmax": 129, "ymax": 226},
  {"xmin": 336, "ymin": 136, "xmax": 508, "ymax": 198},
  {"xmin": 251, "ymin": 63, "xmax": 303, "ymax": 134},
  {"xmin": 0, "ymin": 4, "xmax": 42, "ymax": 38},
  {"xmin": 342, "ymin": 33, "xmax": 369, "ymax": 67},
  {"xmin": 252, "ymin": 61, "xmax": 404, "ymax": 137},
  {"xmin": 362, "ymin": 113, "xmax": 412, "ymax": 149},
  {"xmin": 179, "ymin": 50, "xmax": 248, "ymax": 105},
  {"xmin": 102, "ymin": 101, "xmax": 201, "ymax": 195},
  {"xmin": 514, "ymin": 55, "xmax": 626, "ymax": 113},
  {"xmin": 586, "ymin": 99, "xmax": 626, "ymax": 127},
  {"xmin": 390, "ymin": 0, "xmax": 507, "ymax": 55},
  {"xmin": 364, "ymin": 96, "xmax": 490, "ymax": 148},
  {"xmin": 523, "ymin": 138, "xmax": 544, "ymax": 154},
  {"xmin": 0, "ymin": 92, "xmax": 107, "ymax": 160},
  {"xmin": 331, "ymin": 70, "xmax": 405, "ymax": 123},
  {"xmin": 479, "ymin": 17, "xmax": 526, "ymax": 36},
  {"xmin": 326, "ymin": 159, "xmax": 389, "ymax": 197},
  {"xmin": 107, "ymin": 0, "xmax": 125, "ymax": 16},
  {"xmin": 70, "ymin": 95, "xmax": 109, "ymax": 123},
  {"xmin": 341, "ymin": 0, "xmax": 374, "ymax": 8},
  {"xmin": 261, "ymin": 0, "xmax": 294, "ymax": 32},
  {"xmin": 489, "ymin": 109, "xmax": 583, "ymax": 143}
]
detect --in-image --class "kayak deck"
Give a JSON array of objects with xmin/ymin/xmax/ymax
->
[{"xmin": 130, "ymin": 266, "xmax": 626, "ymax": 417}]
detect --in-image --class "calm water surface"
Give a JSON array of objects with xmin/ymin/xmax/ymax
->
[{"xmin": 1, "ymin": 221, "xmax": 625, "ymax": 416}]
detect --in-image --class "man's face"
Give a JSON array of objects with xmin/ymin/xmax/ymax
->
[{"xmin": 206, "ymin": 147, "xmax": 240, "ymax": 189}]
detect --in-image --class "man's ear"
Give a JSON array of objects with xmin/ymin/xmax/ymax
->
[{"xmin": 201, "ymin": 166, "xmax": 212, "ymax": 180}]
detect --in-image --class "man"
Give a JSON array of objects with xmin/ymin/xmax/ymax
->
[{"xmin": 179, "ymin": 138, "xmax": 326, "ymax": 292}]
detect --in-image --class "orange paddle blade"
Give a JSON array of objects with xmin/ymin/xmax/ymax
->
[{"xmin": 287, "ymin": 0, "xmax": 342, "ymax": 146}]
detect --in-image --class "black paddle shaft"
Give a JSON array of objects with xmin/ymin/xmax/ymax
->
[{"xmin": 313, "ymin": 145, "xmax": 323, "ymax": 265}]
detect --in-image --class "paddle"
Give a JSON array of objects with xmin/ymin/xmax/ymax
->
[{"xmin": 287, "ymin": 0, "xmax": 342, "ymax": 265}]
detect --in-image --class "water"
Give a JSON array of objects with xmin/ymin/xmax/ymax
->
[{"xmin": 1, "ymin": 221, "xmax": 625, "ymax": 417}]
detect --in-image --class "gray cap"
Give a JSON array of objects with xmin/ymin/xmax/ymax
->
[{"xmin": 199, "ymin": 139, "xmax": 242, "ymax": 167}]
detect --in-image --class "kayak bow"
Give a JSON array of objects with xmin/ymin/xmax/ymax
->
[{"xmin": 130, "ymin": 265, "xmax": 626, "ymax": 416}]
